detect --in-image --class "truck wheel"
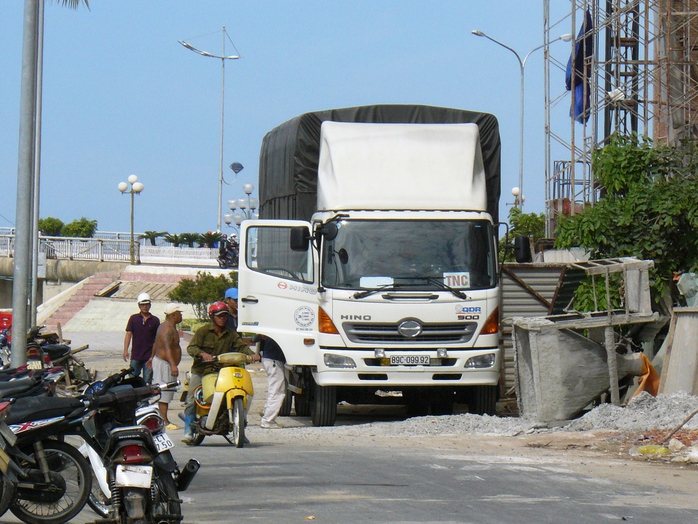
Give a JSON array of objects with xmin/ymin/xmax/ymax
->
[
  {"xmin": 294, "ymin": 368, "xmax": 312, "ymax": 417},
  {"xmin": 471, "ymin": 385, "xmax": 498, "ymax": 416},
  {"xmin": 310, "ymin": 382, "xmax": 337, "ymax": 427},
  {"xmin": 279, "ymin": 391, "xmax": 293, "ymax": 417}
]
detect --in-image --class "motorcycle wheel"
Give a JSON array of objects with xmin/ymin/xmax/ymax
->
[
  {"xmin": 150, "ymin": 467, "xmax": 182, "ymax": 524},
  {"xmin": 86, "ymin": 468, "xmax": 110, "ymax": 518},
  {"xmin": 231, "ymin": 397, "xmax": 245, "ymax": 448},
  {"xmin": 191, "ymin": 418, "xmax": 206, "ymax": 446},
  {"xmin": 0, "ymin": 477, "xmax": 16, "ymax": 517},
  {"xmin": 11, "ymin": 439, "xmax": 91, "ymax": 524}
]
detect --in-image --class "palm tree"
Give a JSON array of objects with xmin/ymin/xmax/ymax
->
[
  {"xmin": 56, "ymin": 0, "xmax": 90, "ymax": 8},
  {"xmin": 180, "ymin": 233, "xmax": 200, "ymax": 248},
  {"xmin": 140, "ymin": 231, "xmax": 167, "ymax": 247},
  {"xmin": 198, "ymin": 231, "xmax": 222, "ymax": 248},
  {"xmin": 163, "ymin": 233, "xmax": 183, "ymax": 248}
]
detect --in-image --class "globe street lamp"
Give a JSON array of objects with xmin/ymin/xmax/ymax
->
[
  {"xmin": 118, "ymin": 175, "xmax": 144, "ymax": 265},
  {"xmin": 179, "ymin": 27, "xmax": 240, "ymax": 231},
  {"xmin": 228, "ymin": 182, "xmax": 258, "ymax": 221},
  {"xmin": 471, "ymin": 30, "xmax": 572, "ymax": 209}
]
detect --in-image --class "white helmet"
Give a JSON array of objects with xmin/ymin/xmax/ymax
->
[{"xmin": 137, "ymin": 292, "xmax": 151, "ymax": 304}]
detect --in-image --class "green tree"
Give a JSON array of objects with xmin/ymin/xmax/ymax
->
[
  {"xmin": 38, "ymin": 217, "xmax": 64, "ymax": 236},
  {"xmin": 499, "ymin": 207, "xmax": 546, "ymax": 262},
  {"xmin": 198, "ymin": 231, "xmax": 222, "ymax": 248},
  {"xmin": 180, "ymin": 233, "xmax": 199, "ymax": 248},
  {"xmin": 140, "ymin": 230, "xmax": 167, "ymax": 246},
  {"xmin": 61, "ymin": 217, "xmax": 98, "ymax": 238},
  {"xmin": 168, "ymin": 271, "xmax": 237, "ymax": 321},
  {"xmin": 555, "ymin": 134, "xmax": 698, "ymax": 301},
  {"xmin": 164, "ymin": 233, "xmax": 183, "ymax": 247}
]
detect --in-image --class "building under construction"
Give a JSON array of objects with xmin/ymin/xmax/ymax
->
[{"xmin": 544, "ymin": 0, "xmax": 698, "ymax": 235}]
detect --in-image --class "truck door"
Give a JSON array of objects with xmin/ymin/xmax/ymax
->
[{"xmin": 238, "ymin": 220, "xmax": 317, "ymax": 365}]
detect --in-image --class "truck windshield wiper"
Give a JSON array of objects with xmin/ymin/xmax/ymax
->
[{"xmin": 353, "ymin": 284, "xmax": 395, "ymax": 300}]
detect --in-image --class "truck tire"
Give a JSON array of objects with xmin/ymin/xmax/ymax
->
[
  {"xmin": 471, "ymin": 385, "xmax": 497, "ymax": 416},
  {"xmin": 294, "ymin": 368, "xmax": 312, "ymax": 417},
  {"xmin": 279, "ymin": 391, "xmax": 293, "ymax": 417},
  {"xmin": 310, "ymin": 382, "xmax": 337, "ymax": 427}
]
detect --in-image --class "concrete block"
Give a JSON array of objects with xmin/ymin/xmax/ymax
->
[
  {"xmin": 514, "ymin": 317, "xmax": 643, "ymax": 422},
  {"xmin": 659, "ymin": 307, "xmax": 698, "ymax": 395}
]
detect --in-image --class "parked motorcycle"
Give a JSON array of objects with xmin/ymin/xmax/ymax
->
[
  {"xmin": 0, "ymin": 328, "xmax": 10, "ymax": 368},
  {"xmin": 81, "ymin": 371, "xmax": 199, "ymax": 523},
  {"xmin": 5, "ymin": 393, "xmax": 93, "ymax": 524},
  {"xmin": 29, "ymin": 325, "xmax": 94, "ymax": 389},
  {"xmin": 190, "ymin": 352, "xmax": 254, "ymax": 447}
]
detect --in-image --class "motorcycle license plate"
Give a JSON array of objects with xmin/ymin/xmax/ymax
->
[
  {"xmin": 115, "ymin": 464, "xmax": 152, "ymax": 488},
  {"xmin": 153, "ymin": 432, "xmax": 174, "ymax": 453},
  {"xmin": 389, "ymin": 355, "xmax": 430, "ymax": 366},
  {"xmin": 26, "ymin": 360, "xmax": 43, "ymax": 370}
]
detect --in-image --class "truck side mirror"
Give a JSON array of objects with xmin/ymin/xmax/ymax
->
[
  {"xmin": 290, "ymin": 226, "xmax": 310, "ymax": 251},
  {"xmin": 514, "ymin": 235, "xmax": 533, "ymax": 263},
  {"xmin": 318, "ymin": 222, "xmax": 339, "ymax": 241}
]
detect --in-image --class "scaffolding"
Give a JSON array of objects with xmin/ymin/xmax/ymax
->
[{"xmin": 544, "ymin": 0, "xmax": 698, "ymax": 236}]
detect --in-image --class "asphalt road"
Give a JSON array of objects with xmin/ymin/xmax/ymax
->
[
  {"xmin": 0, "ymin": 331, "xmax": 695, "ymax": 523},
  {"xmin": 169, "ymin": 433, "xmax": 697, "ymax": 524}
]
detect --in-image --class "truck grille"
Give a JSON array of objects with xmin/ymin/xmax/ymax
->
[{"xmin": 343, "ymin": 322, "xmax": 478, "ymax": 344}]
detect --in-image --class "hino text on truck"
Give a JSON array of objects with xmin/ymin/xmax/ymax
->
[{"xmin": 238, "ymin": 105, "xmax": 502, "ymax": 426}]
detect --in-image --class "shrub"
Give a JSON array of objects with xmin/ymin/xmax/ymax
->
[{"xmin": 168, "ymin": 271, "xmax": 237, "ymax": 321}]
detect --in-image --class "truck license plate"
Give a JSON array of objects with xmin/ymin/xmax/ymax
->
[
  {"xmin": 389, "ymin": 355, "xmax": 430, "ymax": 366},
  {"xmin": 153, "ymin": 433, "xmax": 174, "ymax": 453}
]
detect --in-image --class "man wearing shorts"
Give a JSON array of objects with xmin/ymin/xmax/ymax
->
[{"xmin": 148, "ymin": 303, "xmax": 184, "ymax": 430}]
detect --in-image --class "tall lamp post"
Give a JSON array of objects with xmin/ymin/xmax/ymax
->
[
  {"xmin": 228, "ymin": 182, "xmax": 258, "ymax": 220},
  {"xmin": 471, "ymin": 30, "xmax": 572, "ymax": 208},
  {"xmin": 179, "ymin": 27, "xmax": 240, "ymax": 231},
  {"xmin": 118, "ymin": 175, "xmax": 144, "ymax": 265}
]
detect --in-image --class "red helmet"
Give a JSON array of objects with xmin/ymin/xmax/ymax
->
[{"xmin": 208, "ymin": 301, "xmax": 229, "ymax": 318}]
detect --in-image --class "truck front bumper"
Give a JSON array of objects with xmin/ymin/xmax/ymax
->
[{"xmin": 313, "ymin": 347, "xmax": 501, "ymax": 387}]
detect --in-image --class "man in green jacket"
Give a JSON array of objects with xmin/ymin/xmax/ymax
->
[{"xmin": 182, "ymin": 300, "xmax": 260, "ymax": 444}]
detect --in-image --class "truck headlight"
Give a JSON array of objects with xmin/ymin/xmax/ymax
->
[
  {"xmin": 464, "ymin": 353, "xmax": 496, "ymax": 369},
  {"xmin": 323, "ymin": 353, "xmax": 356, "ymax": 369}
]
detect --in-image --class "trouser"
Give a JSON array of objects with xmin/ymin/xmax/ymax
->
[
  {"xmin": 130, "ymin": 359, "xmax": 152, "ymax": 384},
  {"xmin": 261, "ymin": 358, "xmax": 286, "ymax": 425}
]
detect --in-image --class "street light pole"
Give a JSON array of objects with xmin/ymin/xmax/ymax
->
[
  {"xmin": 118, "ymin": 175, "xmax": 144, "ymax": 265},
  {"xmin": 471, "ymin": 30, "xmax": 572, "ymax": 209},
  {"xmin": 179, "ymin": 27, "xmax": 240, "ymax": 232}
]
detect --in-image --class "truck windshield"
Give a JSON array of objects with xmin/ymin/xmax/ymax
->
[{"xmin": 321, "ymin": 219, "xmax": 497, "ymax": 291}]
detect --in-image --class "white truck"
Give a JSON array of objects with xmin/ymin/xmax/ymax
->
[{"xmin": 238, "ymin": 105, "xmax": 502, "ymax": 426}]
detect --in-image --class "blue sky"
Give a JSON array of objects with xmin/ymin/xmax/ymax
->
[{"xmin": 1, "ymin": 1, "xmax": 575, "ymax": 236}]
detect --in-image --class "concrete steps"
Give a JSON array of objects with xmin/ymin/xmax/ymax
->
[{"xmin": 44, "ymin": 271, "xmax": 121, "ymax": 332}]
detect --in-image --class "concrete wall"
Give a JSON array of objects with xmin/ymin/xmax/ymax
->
[{"xmin": 0, "ymin": 258, "xmax": 127, "ymax": 309}]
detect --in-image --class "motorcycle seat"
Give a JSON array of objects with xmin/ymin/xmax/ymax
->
[
  {"xmin": 6, "ymin": 396, "xmax": 84, "ymax": 425},
  {"xmin": 42, "ymin": 344, "xmax": 71, "ymax": 361},
  {"xmin": 0, "ymin": 377, "xmax": 38, "ymax": 397}
]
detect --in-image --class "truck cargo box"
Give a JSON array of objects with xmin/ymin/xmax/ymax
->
[{"xmin": 258, "ymin": 105, "xmax": 501, "ymax": 223}]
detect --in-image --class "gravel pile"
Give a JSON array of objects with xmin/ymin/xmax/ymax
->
[{"xmin": 285, "ymin": 392, "xmax": 698, "ymax": 438}]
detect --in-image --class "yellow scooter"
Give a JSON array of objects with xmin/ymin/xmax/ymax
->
[{"xmin": 191, "ymin": 353, "xmax": 254, "ymax": 447}]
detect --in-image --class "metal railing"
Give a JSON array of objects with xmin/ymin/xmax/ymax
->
[{"xmin": 0, "ymin": 233, "xmax": 220, "ymax": 263}]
